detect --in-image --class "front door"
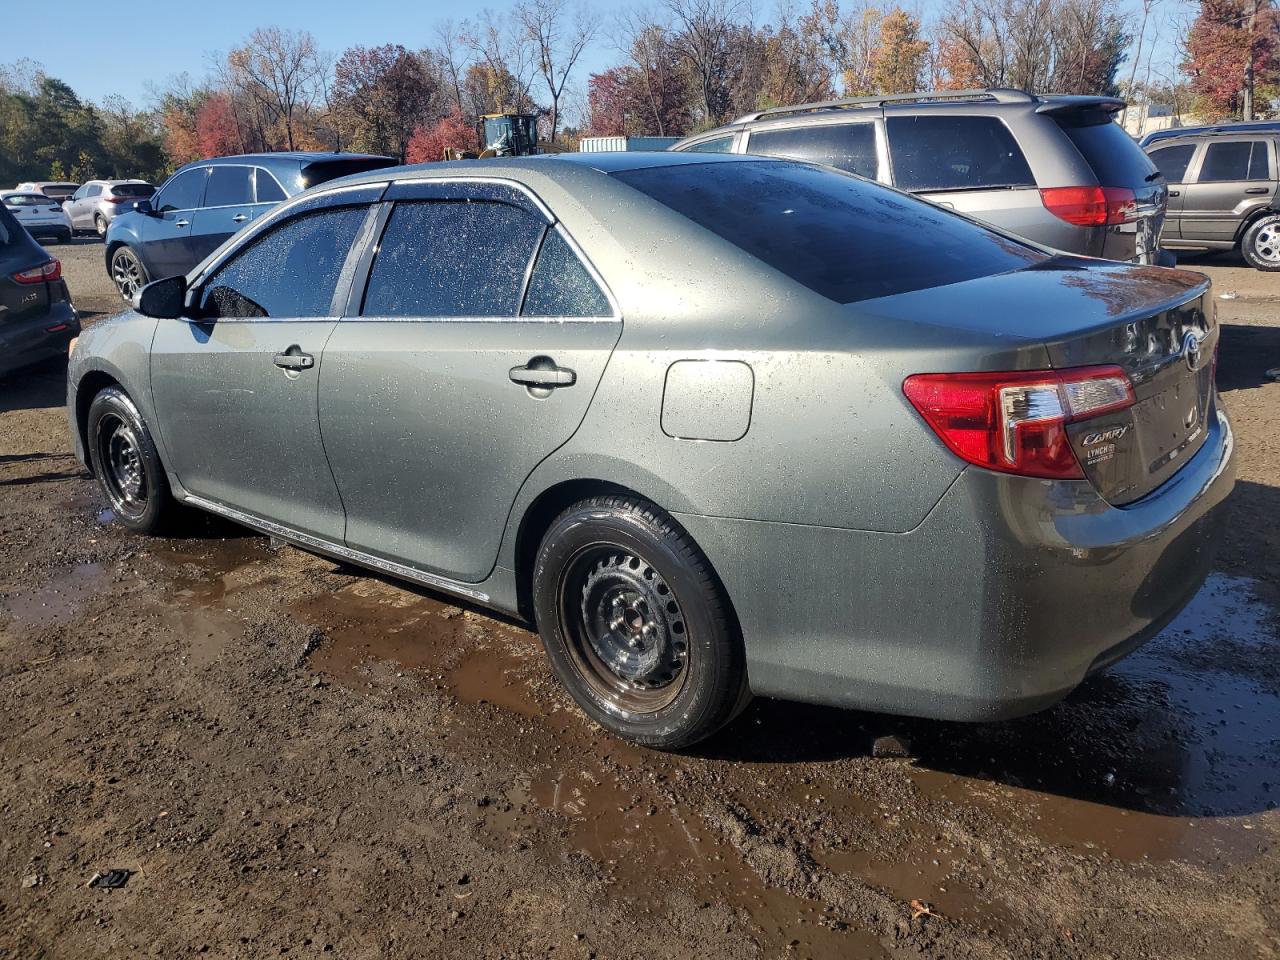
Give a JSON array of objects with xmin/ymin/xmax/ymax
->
[
  {"xmin": 189, "ymin": 165, "xmax": 257, "ymax": 267},
  {"xmin": 140, "ymin": 166, "xmax": 208, "ymax": 278},
  {"xmin": 1181, "ymin": 139, "xmax": 1275, "ymax": 243},
  {"xmin": 319, "ymin": 187, "xmax": 621, "ymax": 584},
  {"xmin": 150, "ymin": 202, "xmax": 374, "ymax": 541}
]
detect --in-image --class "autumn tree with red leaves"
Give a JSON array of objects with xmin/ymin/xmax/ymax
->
[
  {"xmin": 1183, "ymin": 0, "xmax": 1279, "ymax": 119},
  {"xmin": 406, "ymin": 109, "xmax": 476, "ymax": 163}
]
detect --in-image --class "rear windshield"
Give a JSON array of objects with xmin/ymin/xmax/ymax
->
[
  {"xmin": 613, "ymin": 160, "xmax": 1044, "ymax": 304},
  {"xmin": 301, "ymin": 156, "xmax": 397, "ymax": 188},
  {"xmin": 1057, "ymin": 114, "xmax": 1160, "ymax": 188},
  {"xmin": 111, "ymin": 182, "xmax": 155, "ymax": 197},
  {"xmin": 3, "ymin": 194, "xmax": 56, "ymax": 206}
]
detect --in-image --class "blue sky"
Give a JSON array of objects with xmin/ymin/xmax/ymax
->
[{"xmin": 44, "ymin": 0, "xmax": 1190, "ymax": 108}]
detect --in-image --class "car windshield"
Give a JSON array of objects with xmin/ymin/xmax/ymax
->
[
  {"xmin": 3, "ymin": 194, "xmax": 56, "ymax": 206},
  {"xmin": 612, "ymin": 159, "xmax": 1044, "ymax": 304},
  {"xmin": 111, "ymin": 182, "xmax": 156, "ymax": 198}
]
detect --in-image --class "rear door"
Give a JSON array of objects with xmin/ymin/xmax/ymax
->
[
  {"xmin": 150, "ymin": 194, "xmax": 379, "ymax": 539},
  {"xmin": 1181, "ymin": 138, "xmax": 1275, "ymax": 243},
  {"xmin": 1146, "ymin": 142, "xmax": 1199, "ymax": 240},
  {"xmin": 188, "ymin": 165, "xmax": 255, "ymax": 266},
  {"xmin": 139, "ymin": 167, "xmax": 208, "ymax": 278},
  {"xmin": 742, "ymin": 120, "xmax": 882, "ymax": 180},
  {"xmin": 884, "ymin": 113, "xmax": 1045, "ymax": 236},
  {"xmin": 319, "ymin": 180, "xmax": 621, "ymax": 583}
]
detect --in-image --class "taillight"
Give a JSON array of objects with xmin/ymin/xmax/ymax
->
[
  {"xmin": 105, "ymin": 196, "xmax": 131, "ymax": 204},
  {"xmin": 1040, "ymin": 186, "xmax": 1138, "ymax": 226},
  {"xmin": 903, "ymin": 366, "xmax": 1135, "ymax": 479},
  {"xmin": 13, "ymin": 259, "xmax": 61, "ymax": 284}
]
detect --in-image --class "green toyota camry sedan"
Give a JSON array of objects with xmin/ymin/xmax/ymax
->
[{"xmin": 67, "ymin": 152, "xmax": 1235, "ymax": 748}]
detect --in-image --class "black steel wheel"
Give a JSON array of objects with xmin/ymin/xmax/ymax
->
[
  {"xmin": 533, "ymin": 495, "xmax": 749, "ymax": 749},
  {"xmin": 86, "ymin": 386, "xmax": 176, "ymax": 534}
]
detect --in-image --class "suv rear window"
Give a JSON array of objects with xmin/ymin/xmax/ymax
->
[
  {"xmin": 745, "ymin": 123, "xmax": 877, "ymax": 178},
  {"xmin": 111, "ymin": 182, "xmax": 155, "ymax": 198},
  {"xmin": 886, "ymin": 115, "xmax": 1035, "ymax": 191},
  {"xmin": 1057, "ymin": 114, "xmax": 1160, "ymax": 188},
  {"xmin": 613, "ymin": 160, "xmax": 1043, "ymax": 304}
]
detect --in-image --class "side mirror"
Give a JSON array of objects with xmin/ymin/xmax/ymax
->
[
  {"xmin": 132, "ymin": 199, "xmax": 154, "ymax": 216},
  {"xmin": 134, "ymin": 275, "xmax": 187, "ymax": 319}
]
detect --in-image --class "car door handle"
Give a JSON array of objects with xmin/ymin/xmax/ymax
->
[
  {"xmin": 1244, "ymin": 187, "xmax": 1270, "ymax": 195},
  {"xmin": 273, "ymin": 352, "xmax": 315, "ymax": 371},
  {"xmin": 175, "ymin": 219, "xmax": 190, "ymax": 227},
  {"xmin": 510, "ymin": 360, "xmax": 576, "ymax": 388},
  {"xmin": 1168, "ymin": 190, "xmax": 1180, "ymax": 197},
  {"xmin": 232, "ymin": 213, "xmax": 249, "ymax": 222}
]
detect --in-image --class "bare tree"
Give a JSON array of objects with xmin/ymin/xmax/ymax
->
[
  {"xmin": 462, "ymin": 11, "xmax": 539, "ymax": 114},
  {"xmin": 665, "ymin": 0, "xmax": 748, "ymax": 125},
  {"xmin": 518, "ymin": 0, "xmax": 599, "ymax": 143},
  {"xmin": 432, "ymin": 19, "xmax": 471, "ymax": 114},
  {"xmin": 614, "ymin": 7, "xmax": 687, "ymax": 135},
  {"xmin": 224, "ymin": 26, "xmax": 327, "ymax": 150}
]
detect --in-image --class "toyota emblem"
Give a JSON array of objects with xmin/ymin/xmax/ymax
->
[{"xmin": 1182, "ymin": 332, "xmax": 1203, "ymax": 372}]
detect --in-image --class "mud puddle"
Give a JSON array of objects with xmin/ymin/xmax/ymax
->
[{"xmin": 0, "ymin": 561, "xmax": 107, "ymax": 628}]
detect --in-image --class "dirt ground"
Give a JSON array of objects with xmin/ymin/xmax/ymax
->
[{"xmin": 1, "ymin": 239, "xmax": 1277, "ymax": 960}]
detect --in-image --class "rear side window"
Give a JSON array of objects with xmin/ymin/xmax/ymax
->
[
  {"xmin": 254, "ymin": 170, "xmax": 286, "ymax": 203},
  {"xmin": 887, "ymin": 115, "xmax": 1034, "ymax": 191},
  {"xmin": 1147, "ymin": 143, "xmax": 1196, "ymax": 183},
  {"xmin": 199, "ymin": 206, "xmax": 367, "ymax": 318},
  {"xmin": 363, "ymin": 201, "xmax": 544, "ymax": 317},
  {"xmin": 1058, "ymin": 115, "xmax": 1160, "ymax": 188},
  {"xmin": 85, "ymin": 184, "xmax": 103, "ymax": 198},
  {"xmin": 1198, "ymin": 141, "xmax": 1269, "ymax": 182},
  {"xmin": 682, "ymin": 136, "xmax": 734, "ymax": 154},
  {"xmin": 523, "ymin": 230, "xmax": 611, "ymax": 317},
  {"xmin": 746, "ymin": 124, "xmax": 877, "ymax": 178},
  {"xmin": 614, "ymin": 160, "xmax": 1043, "ymax": 304},
  {"xmin": 155, "ymin": 168, "xmax": 207, "ymax": 212},
  {"xmin": 205, "ymin": 166, "xmax": 254, "ymax": 207}
]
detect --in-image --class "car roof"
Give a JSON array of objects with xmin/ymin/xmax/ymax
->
[{"xmin": 194, "ymin": 151, "xmax": 392, "ymax": 165}]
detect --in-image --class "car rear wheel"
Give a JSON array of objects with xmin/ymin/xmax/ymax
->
[
  {"xmin": 532, "ymin": 495, "xmax": 749, "ymax": 749},
  {"xmin": 86, "ymin": 386, "xmax": 176, "ymax": 534},
  {"xmin": 110, "ymin": 245, "xmax": 148, "ymax": 302},
  {"xmin": 94, "ymin": 214, "xmax": 107, "ymax": 238},
  {"xmin": 1241, "ymin": 213, "xmax": 1280, "ymax": 271}
]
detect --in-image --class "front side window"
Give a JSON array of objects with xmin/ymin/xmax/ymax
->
[
  {"xmin": 614, "ymin": 159, "xmax": 1044, "ymax": 304},
  {"xmin": 682, "ymin": 136, "xmax": 735, "ymax": 154},
  {"xmin": 523, "ymin": 230, "xmax": 611, "ymax": 317},
  {"xmin": 204, "ymin": 167, "xmax": 254, "ymax": 207},
  {"xmin": 1198, "ymin": 141, "xmax": 1269, "ymax": 182},
  {"xmin": 155, "ymin": 168, "xmax": 207, "ymax": 212},
  {"xmin": 362, "ymin": 201, "xmax": 544, "ymax": 317},
  {"xmin": 887, "ymin": 115, "xmax": 1035, "ymax": 192},
  {"xmin": 1147, "ymin": 143, "xmax": 1196, "ymax": 184},
  {"xmin": 199, "ymin": 206, "xmax": 367, "ymax": 318},
  {"xmin": 746, "ymin": 124, "xmax": 877, "ymax": 179}
]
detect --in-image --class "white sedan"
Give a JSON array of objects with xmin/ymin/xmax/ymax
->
[{"xmin": 2, "ymin": 191, "xmax": 73, "ymax": 243}]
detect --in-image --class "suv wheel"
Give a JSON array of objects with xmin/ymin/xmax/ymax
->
[
  {"xmin": 110, "ymin": 245, "xmax": 148, "ymax": 302},
  {"xmin": 94, "ymin": 214, "xmax": 108, "ymax": 238},
  {"xmin": 86, "ymin": 386, "xmax": 177, "ymax": 534},
  {"xmin": 532, "ymin": 495, "xmax": 749, "ymax": 749},
  {"xmin": 1241, "ymin": 213, "xmax": 1280, "ymax": 272}
]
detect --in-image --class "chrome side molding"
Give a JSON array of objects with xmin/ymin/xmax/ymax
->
[{"xmin": 182, "ymin": 494, "xmax": 491, "ymax": 603}]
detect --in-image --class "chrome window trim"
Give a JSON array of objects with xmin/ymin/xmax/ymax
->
[{"xmin": 182, "ymin": 494, "xmax": 491, "ymax": 603}]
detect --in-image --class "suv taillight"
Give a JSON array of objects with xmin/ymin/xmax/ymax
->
[
  {"xmin": 1040, "ymin": 186, "xmax": 1138, "ymax": 226},
  {"xmin": 903, "ymin": 366, "xmax": 1135, "ymax": 479},
  {"xmin": 13, "ymin": 259, "xmax": 61, "ymax": 284}
]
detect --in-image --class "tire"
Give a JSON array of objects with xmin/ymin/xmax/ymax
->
[
  {"xmin": 110, "ymin": 245, "xmax": 148, "ymax": 303},
  {"xmin": 94, "ymin": 214, "xmax": 107, "ymax": 238},
  {"xmin": 1241, "ymin": 213, "xmax": 1280, "ymax": 272},
  {"xmin": 532, "ymin": 495, "xmax": 749, "ymax": 750},
  {"xmin": 86, "ymin": 386, "xmax": 176, "ymax": 535}
]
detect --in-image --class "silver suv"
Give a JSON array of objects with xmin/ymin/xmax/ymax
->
[
  {"xmin": 64, "ymin": 180, "xmax": 156, "ymax": 238},
  {"xmin": 673, "ymin": 88, "xmax": 1171, "ymax": 265}
]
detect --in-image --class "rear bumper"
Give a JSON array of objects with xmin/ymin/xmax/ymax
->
[
  {"xmin": 0, "ymin": 300, "xmax": 79, "ymax": 379},
  {"xmin": 676, "ymin": 404, "xmax": 1236, "ymax": 721}
]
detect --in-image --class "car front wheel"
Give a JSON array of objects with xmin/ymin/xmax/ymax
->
[
  {"xmin": 86, "ymin": 386, "xmax": 176, "ymax": 534},
  {"xmin": 110, "ymin": 245, "xmax": 148, "ymax": 302},
  {"xmin": 1241, "ymin": 213, "xmax": 1280, "ymax": 272},
  {"xmin": 95, "ymin": 214, "xmax": 108, "ymax": 238},
  {"xmin": 532, "ymin": 495, "xmax": 749, "ymax": 749}
]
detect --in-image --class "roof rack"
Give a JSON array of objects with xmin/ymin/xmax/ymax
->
[{"xmin": 733, "ymin": 88, "xmax": 1036, "ymax": 124}]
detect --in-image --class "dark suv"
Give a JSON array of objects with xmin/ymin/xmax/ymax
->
[
  {"xmin": 0, "ymin": 204, "xmax": 78, "ymax": 379},
  {"xmin": 673, "ymin": 88, "xmax": 1170, "ymax": 265},
  {"xmin": 1145, "ymin": 131, "xmax": 1279, "ymax": 271},
  {"xmin": 105, "ymin": 152, "xmax": 395, "ymax": 301}
]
